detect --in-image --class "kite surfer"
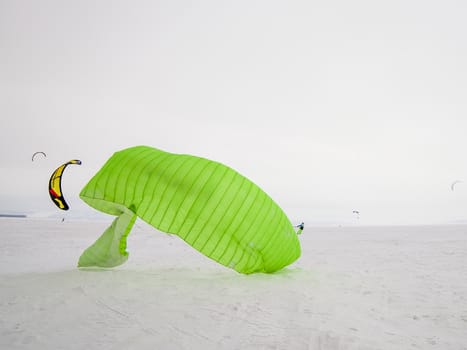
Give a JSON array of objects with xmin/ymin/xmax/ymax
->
[{"xmin": 296, "ymin": 222, "xmax": 304, "ymax": 234}]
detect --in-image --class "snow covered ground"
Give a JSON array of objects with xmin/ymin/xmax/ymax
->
[{"xmin": 1, "ymin": 218, "xmax": 466, "ymax": 350}]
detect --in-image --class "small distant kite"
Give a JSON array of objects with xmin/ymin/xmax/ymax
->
[
  {"xmin": 48, "ymin": 159, "xmax": 82, "ymax": 210},
  {"xmin": 31, "ymin": 151, "xmax": 46, "ymax": 161},
  {"xmin": 352, "ymin": 210, "xmax": 360, "ymax": 219},
  {"xmin": 451, "ymin": 180, "xmax": 462, "ymax": 191}
]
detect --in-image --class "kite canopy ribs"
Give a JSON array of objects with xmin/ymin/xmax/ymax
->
[{"xmin": 78, "ymin": 146, "xmax": 301, "ymax": 274}]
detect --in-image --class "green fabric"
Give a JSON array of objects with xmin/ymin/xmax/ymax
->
[
  {"xmin": 78, "ymin": 146, "xmax": 301, "ymax": 274},
  {"xmin": 78, "ymin": 205, "xmax": 136, "ymax": 267}
]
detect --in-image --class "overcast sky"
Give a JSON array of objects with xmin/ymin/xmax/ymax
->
[{"xmin": 1, "ymin": 0, "xmax": 466, "ymax": 225}]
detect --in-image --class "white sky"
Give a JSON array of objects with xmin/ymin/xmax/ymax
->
[{"xmin": 1, "ymin": 0, "xmax": 466, "ymax": 225}]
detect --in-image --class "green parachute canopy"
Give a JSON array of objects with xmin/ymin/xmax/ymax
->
[{"xmin": 78, "ymin": 146, "xmax": 301, "ymax": 274}]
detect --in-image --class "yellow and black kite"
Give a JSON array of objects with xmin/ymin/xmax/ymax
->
[{"xmin": 48, "ymin": 159, "xmax": 81, "ymax": 210}]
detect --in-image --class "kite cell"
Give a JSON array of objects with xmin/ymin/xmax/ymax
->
[
  {"xmin": 78, "ymin": 146, "xmax": 302, "ymax": 274},
  {"xmin": 32, "ymin": 151, "xmax": 46, "ymax": 161},
  {"xmin": 49, "ymin": 159, "xmax": 82, "ymax": 210}
]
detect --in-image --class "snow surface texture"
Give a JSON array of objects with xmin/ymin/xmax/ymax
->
[{"xmin": 1, "ymin": 218, "xmax": 466, "ymax": 350}]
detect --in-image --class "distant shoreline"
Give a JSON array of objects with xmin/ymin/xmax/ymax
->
[{"xmin": 0, "ymin": 214, "xmax": 27, "ymax": 218}]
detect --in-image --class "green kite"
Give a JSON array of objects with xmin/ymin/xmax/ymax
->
[{"xmin": 78, "ymin": 146, "xmax": 301, "ymax": 274}]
